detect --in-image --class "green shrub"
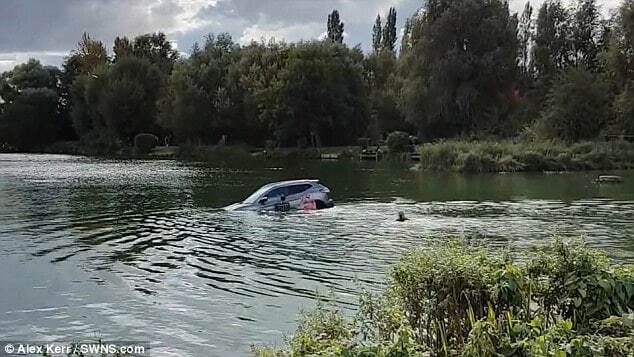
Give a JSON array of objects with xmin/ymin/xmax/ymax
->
[
  {"xmin": 420, "ymin": 141, "xmax": 461, "ymax": 170},
  {"xmin": 541, "ymin": 67, "xmax": 610, "ymax": 142},
  {"xmin": 386, "ymin": 131, "xmax": 411, "ymax": 153},
  {"xmin": 257, "ymin": 239, "xmax": 634, "ymax": 356},
  {"xmin": 416, "ymin": 140, "xmax": 634, "ymax": 172},
  {"xmin": 133, "ymin": 133, "xmax": 158, "ymax": 155}
]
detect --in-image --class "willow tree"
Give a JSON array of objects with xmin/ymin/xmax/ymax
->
[{"xmin": 399, "ymin": 0, "xmax": 519, "ymax": 138}]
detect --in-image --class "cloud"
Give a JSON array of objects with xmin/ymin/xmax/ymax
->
[
  {"xmin": 0, "ymin": 51, "xmax": 68, "ymax": 72},
  {"xmin": 0, "ymin": 0, "xmax": 624, "ymax": 71},
  {"xmin": 239, "ymin": 22, "xmax": 324, "ymax": 44}
]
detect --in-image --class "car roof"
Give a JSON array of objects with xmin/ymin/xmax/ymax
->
[{"xmin": 258, "ymin": 179, "xmax": 319, "ymax": 191}]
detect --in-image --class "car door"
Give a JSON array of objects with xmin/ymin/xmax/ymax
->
[
  {"xmin": 286, "ymin": 184, "xmax": 312, "ymax": 209},
  {"xmin": 260, "ymin": 187, "xmax": 287, "ymax": 211}
]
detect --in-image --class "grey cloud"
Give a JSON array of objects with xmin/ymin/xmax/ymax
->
[{"xmin": 0, "ymin": 0, "xmax": 624, "ymax": 71}]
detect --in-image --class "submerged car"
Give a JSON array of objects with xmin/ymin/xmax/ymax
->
[{"xmin": 225, "ymin": 179, "xmax": 334, "ymax": 212}]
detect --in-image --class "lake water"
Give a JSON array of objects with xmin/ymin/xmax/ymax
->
[{"xmin": 1, "ymin": 154, "xmax": 633, "ymax": 356}]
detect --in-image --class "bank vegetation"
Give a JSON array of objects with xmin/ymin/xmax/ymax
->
[{"xmin": 254, "ymin": 239, "xmax": 634, "ymax": 356}]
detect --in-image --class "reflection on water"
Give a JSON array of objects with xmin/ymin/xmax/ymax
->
[{"xmin": 1, "ymin": 154, "xmax": 633, "ymax": 356}]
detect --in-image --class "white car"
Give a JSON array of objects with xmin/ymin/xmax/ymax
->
[{"xmin": 225, "ymin": 179, "xmax": 334, "ymax": 212}]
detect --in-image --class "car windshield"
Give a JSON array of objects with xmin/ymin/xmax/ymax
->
[{"xmin": 243, "ymin": 185, "xmax": 272, "ymax": 204}]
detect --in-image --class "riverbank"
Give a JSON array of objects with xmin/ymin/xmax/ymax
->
[
  {"xmin": 5, "ymin": 139, "xmax": 634, "ymax": 174},
  {"xmin": 254, "ymin": 239, "xmax": 634, "ymax": 356},
  {"xmin": 417, "ymin": 140, "xmax": 634, "ymax": 173}
]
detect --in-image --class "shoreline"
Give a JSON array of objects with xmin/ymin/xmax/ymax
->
[{"xmin": 2, "ymin": 139, "xmax": 634, "ymax": 174}]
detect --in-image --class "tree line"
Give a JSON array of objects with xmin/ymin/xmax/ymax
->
[{"xmin": 0, "ymin": 0, "xmax": 633, "ymax": 153}]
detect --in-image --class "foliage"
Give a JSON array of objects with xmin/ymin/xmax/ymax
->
[
  {"xmin": 372, "ymin": 15, "xmax": 382, "ymax": 53},
  {"xmin": 398, "ymin": 0, "xmax": 519, "ymax": 138},
  {"xmin": 73, "ymin": 32, "xmax": 109, "ymax": 75},
  {"xmin": 0, "ymin": 88, "xmax": 58, "ymax": 152},
  {"xmin": 272, "ymin": 41, "xmax": 369, "ymax": 146},
  {"xmin": 133, "ymin": 133, "xmax": 158, "ymax": 155},
  {"xmin": 381, "ymin": 8, "xmax": 397, "ymax": 53},
  {"xmin": 257, "ymin": 239, "xmax": 634, "ymax": 356},
  {"xmin": 386, "ymin": 131, "xmax": 410, "ymax": 153},
  {"xmin": 3, "ymin": 1, "xmax": 634, "ymax": 153},
  {"xmin": 418, "ymin": 140, "xmax": 634, "ymax": 172},
  {"xmin": 99, "ymin": 57, "xmax": 163, "ymax": 141},
  {"xmin": 327, "ymin": 10, "xmax": 345, "ymax": 44},
  {"xmin": 159, "ymin": 33, "xmax": 240, "ymax": 145},
  {"xmin": 612, "ymin": 82, "xmax": 634, "ymax": 134},
  {"xmin": 540, "ymin": 67, "xmax": 610, "ymax": 142}
]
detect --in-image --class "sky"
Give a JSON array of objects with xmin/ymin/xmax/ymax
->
[{"xmin": 0, "ymin": 0, "xmax": 623, "ymax": 72}]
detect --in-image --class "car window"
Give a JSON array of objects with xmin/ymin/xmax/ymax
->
[
  {"xmin": 287, "ymin": 184, "xmax": 312, "ymax": 196},
  {"xmin": 243, "ymin": 185, "xmax": 271, "ymax": 203},
  {"xmin": 266, "ymin": 187, "xmax": 287, "ymax": 198}
]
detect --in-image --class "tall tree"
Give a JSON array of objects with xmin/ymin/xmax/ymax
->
[
  {"xmin": 327, "ymin": 10, "xmax": 345, "ymax": 43},
  {"xmin": 372, "ymin": 14, "xmax": 382, "ymax": 52},
  {"xmin": 400, "ymin": 18, "xmax": 412, "ymax": 56},
  {"xmin": 113, "ymin": 36, "xmax": 133, "ymax": 61},
  {"xmin": 381, "ymin": 7, "xmax": 397, "ymax": 52},
  {"xmin": 605, "ymin": 0, "xmax": 634, "ymax": 87},
  {"xmin": 531, "ymin": 1, "xmax": 572, "ymax": 82},
  {"xmin": 73, "ymin": 32, "xmax": 108, "ymax": 75},
  {"xmin": 518, "ymin": 2, "xmax": 534, "ymax": 75},
  {"xmin": 131, "ymin": 32, "xmax": 179, "ymax": 73},
  {"xmin": 572, "ymin": 0, "xmax": 601, "ymax": 70},
  {"xmin": 98, "ymin": 57, "xmax": 163, "ymax": 141},
  {"xmin": 399, "ymin": 0, "xmax": 519, "ymax": 138},
  {"xmin": 273, "ymin": 42, "xmax": 369, "ymax": 146},
  {"xmin": 159, "ymin": 33, "xmax": 239, "ymax": 144}
]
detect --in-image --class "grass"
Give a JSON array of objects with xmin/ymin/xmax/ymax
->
[{"xmin": 417, "ymin": 140, "xmax": 634, "ymax": 172}]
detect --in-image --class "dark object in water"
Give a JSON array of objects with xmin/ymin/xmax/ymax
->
[
  {"xmin": 396, "ymin": 211, "xmax": 408, "ymax": 222},
  {"xmin": 595, "ymin": 175, "xmax": 624, "ymax": 183}
]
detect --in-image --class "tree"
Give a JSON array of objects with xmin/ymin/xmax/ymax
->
[
  {"xmin": 0, "ymin": 58, "xmax": 59, "ymax": 108},
  {"xmin": 605, "ymin": 0, "xmax": 634, "ymax": 88},
  {"xmin": 381, "ymin": 7, "xmax": 397, "ymax": 53},
  {"xmin": 6, "ymin": 59, "xmax": 58, "ymax": 91},
  {"xmin": 613, "ymin": 82, "xmax": 634, "ymax": 134},
  {"xmin": 272, "ymin": 41, "xmax": 369, "ymax": 146},
  {"xmin": 73, "ymin": 32, "xmax": 108, "ymax": 75},
  {"xmin": 518, "ymin": 2, "xmax": 534, "ymax": 75},
  {"xmin": 226, "ymin": 40, "xmax": 290, "ymax": 145},
  {"xmin": 113, "ymin": 33, "xmax": 178, "ymax": 74},
  {"xmin": 532, "ymin": 1, "xmax": 572, "ymax": 82},
  {"xmin": 160, "ymin": 33, "xmax": 239, "ymax": 144},
  {"xmin": 372, "ymin": 15, "xmax": 382, "ymax": 53},
  {"xmin": 540, "ymin": 67, "xmax": 609, "ymax": 141},
  {"xmin": 0, "ymin": 88, "xmax": 58, "ymax": 151},
  {"xmin": 131, "ymin": 32, "xmax": 179, "ymax": 73},
  {"xmin": 399, "ymin": 0, "xmax": 519, "ymax": 138},
  {"xmin": 98, "ymin": 57, "xmax": 163, "ymax": 141},
  {"xmin": 327, "ymin": 10, "xmax": 345, "ymax": 43},
  {"xmin": 572, "ymin": 0, "xmax": 601, "ymax": 70},
  {"xmin": 113, "ymin": 36, "xmax": 133, "ymax": 61},
  {"xmin": 400, "ymin": 18, "xmax": 412, "ymax": 56}
]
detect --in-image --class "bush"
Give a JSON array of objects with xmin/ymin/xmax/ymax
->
[
  {"xmin": 133, "ymin": 133, "xmax": 158, "ymax": 155},
  {"xmin": 613, "ymin": 83, "xmax": 634, "ymax": 135},
  {"xmin": 257, "ymin": 239, "xmax": 634, "ymax": 356},
  {"xmin": 386, "ymin": 131, "xmax": 411, "ymax": 153},
  {"xmin": 540, "ymin": 67, "xmax": 610, "ymax": 142},
  {"xmin": 416, "ymin": 140, "xmax": 634, "ymax": 172}
]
